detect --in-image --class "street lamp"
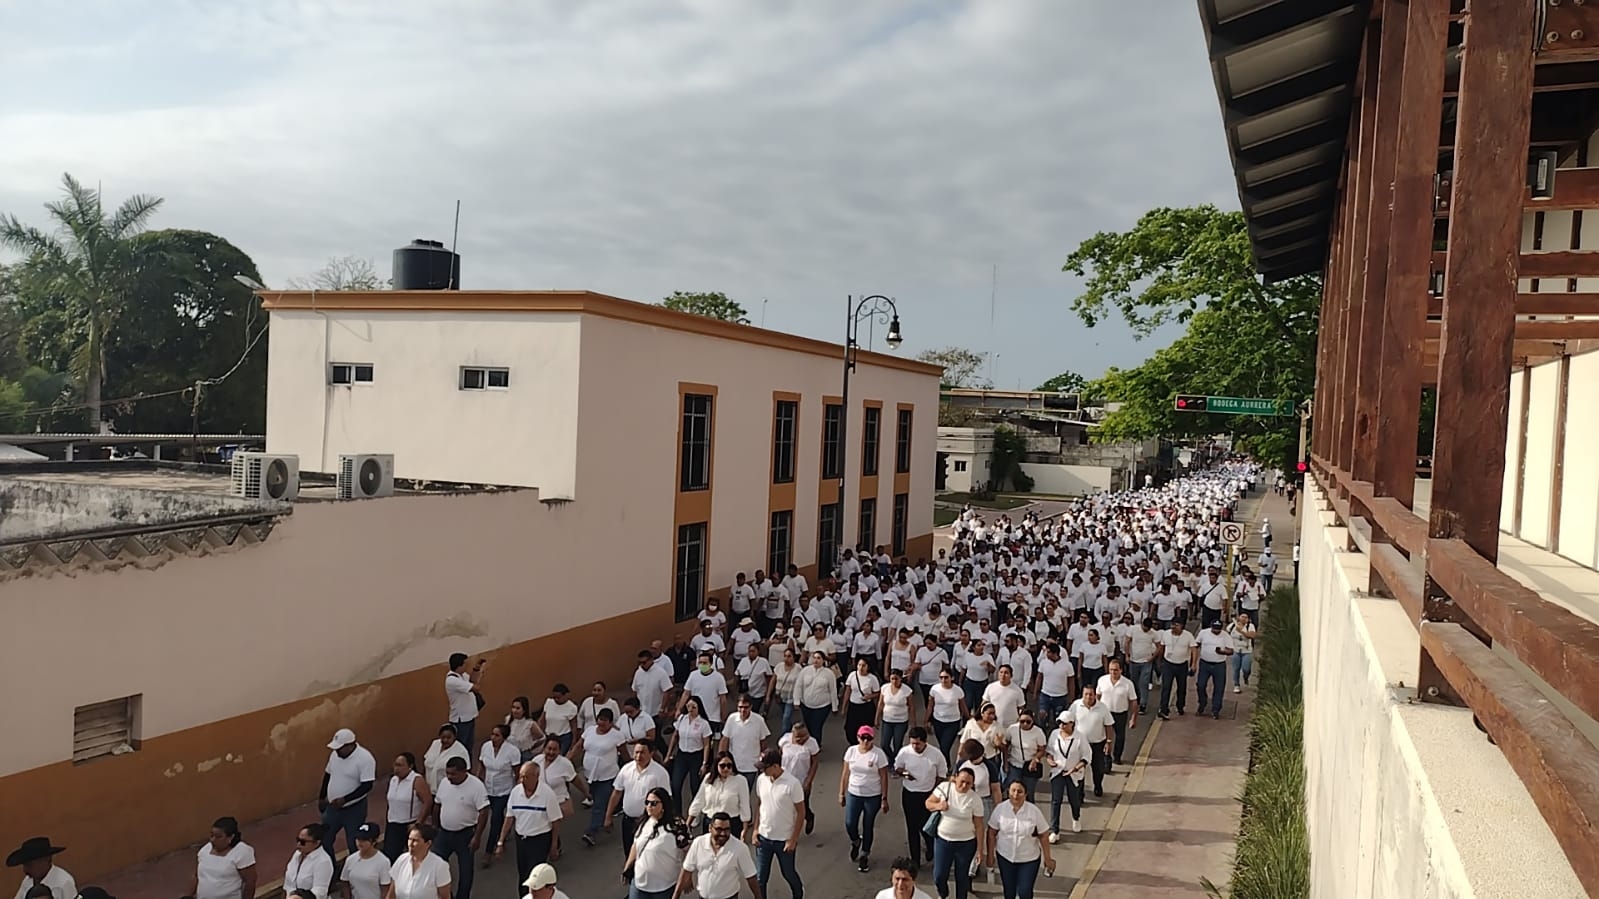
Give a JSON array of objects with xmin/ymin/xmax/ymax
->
[
  {"xmin": 233, "ymin": 274, "xmax": 268, "ymax": 291},
  {"xmin": 835, "ymin": 294, "xmax": 903, "ymax": 578}
]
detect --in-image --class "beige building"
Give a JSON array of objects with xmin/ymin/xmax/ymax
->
[{"xmin": 0, "ymin": 290, "xmax": 940, "ymax": 883}]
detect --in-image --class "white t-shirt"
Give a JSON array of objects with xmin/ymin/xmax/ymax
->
[
  {"xmin": 684, "ymin": 670, "xmax": 731, "ymax": 722},
  {"xmin": 929, "ymin": 683, "xmax": 964, "ymax": 723},
  {"xmin": 445, "ymin": 672, "xmax": 478, "ymax": 723},
  {"xmin": 339, "ymin": 852, "xmax": 392, "ymax": 899},
  {"xmin": 1004, "ymin": 723, "xmax": 1047, "ymax": 768},
  {"xmin": 1160, "ymin": 630, "xmax": 1198, "ymax": 664},
  {"xmin": 388, "ymin": 852, "xmax": 450, "ymax": 899},
  {"xmin": 845, "ymin": 671, "xmax": 881, "ymax": 704},
  {"xmin": 1096, "ymin": 674, "xmax": 1137, "ymax": 714},
  {"xmin": 778, "ymin": 733, "xmax": 821, "ymax": 784},
  {"xmin": 631, "ymin": 666, "xmax": 673, "ymax": 717},
  {"xmin": 542, "ymin": 698, "xmax": 579, "ymax": 736},
  {"xmin": 284, "ymin": 849, "xmax": 334, "ymax": 899},
  {"xmin": 933, "ymin": 782, "xmax": 985, "ymax": 841},
  {"xmin": 981, "ymin": 682, "xmax": 1026, "ymax": 729},
  {"xmin": 423, "ymin": 740, "xmax": 470, "ymax": 794},
  {"xmin": 755, "ymin": 772, "xmax": 807, "ymax": 841},
  {"xmin": 578, "ymin": 697, "xmax": 623, "ymax": 733},
  {"xmin": 1197, "ymin": 629, "xmax": 1233, "ymax": 664},
  {"xmin": 1037, "ymin": 656, "xmax": 1074, "ymax": 697},
  {"xmin": 843, "ymin": 745, "xmax": 890, "ymax": 797},
  {"xmin": 880, "ymin": 681, "xmax": 912, "ymax": 723},
  {"xmin": 1125, "ymin": 628, "xmax": 1159, "ymax": 664},
  {"xmin": 325, "ymin": 746, "xmax": 377, "ymax": 802},
  {"xmin": 1076, "ymin": 640, "xmax": 1110, "ymax": 670},
  {"xmin": 721, "ymin": 712, "xmax": 771, "ymax": 772},
  {"xmin": 505, "ymin": 781, "xmax": 565, "ymax": 836},
  {"xmin": 894, "ymin": 744, "xmax": 949, "ymax": 791},
  {"xmin": 435, "ymin": 775, "xmax": 490, "ymax": 831},
  {"xmin": 194, "ymin": 844, "xmax": 254, "ymax": 899},
  {"xmin": 682, "ymin": 833, "xmax": 758, "ymax": 899},
  {"xmin": 737, "ymin": 656, "xmax": 773, "ymax": 699},
  {"xmin": 532, "ymin": 753, "xmax": 578, "ymax": 804},
  {"xmin": 1067, "ymin": 700, "xmax": 1114, "ymax": 743},
  {"xmin": 632, "ymin": 819, "xmax": 686, "ymax": 891},
  {"xmin": 578, "ymin": 725, "xmax": 627, "ymax": 782}
]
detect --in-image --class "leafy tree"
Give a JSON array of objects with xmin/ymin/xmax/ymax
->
[
  {"xmin": 288, "ymin": 255, "xmax": 386, "ymax": 290},
  {"xmin": 917, "ymin": 346, "xmax": 991, "ymax": 388},
  {"xmin": 1064, "ymin": 206, "xmax": 1320, "ymax": 470},
  {"xmin": 1036, "ymin": 371, "xmax": 1086, "ymax": 393},
  {"xmin": 0, "ymin": 378, "xmax": 25, "ymax": 431},
  {"xmin": 659, "ymin": 291, "xmax": 749, "ymax": 323},
  {"xmin": 0, "ymin": 173, "xmax": 164, "ymax": 431}
]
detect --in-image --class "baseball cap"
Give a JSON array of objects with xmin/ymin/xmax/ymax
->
[
  {"xmin": 856, "ymin": 725, "xmax": 876, "ymax": 738},
  {"xmin": 1058, "ymin": 710, "xmax": 1075, "ymax": 724},
  {"xmin": 327, "ymin": 728, "xmax": 356, "ymax": 750},
  {"xmin": 355, "ymin": 823, "xmax": 380, "ymax": 841},
  {"xmin": 740, "ymin": 617, "xmax": 754, "ymax": 626},
  {"xmin": 523, "ymin": 864, "xmax": 558, "ymax": 890}
]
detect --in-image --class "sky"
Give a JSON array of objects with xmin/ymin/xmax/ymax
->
[{"xmin": 0, "ymin": 0, "xmax": 1240, "ymax": 389}]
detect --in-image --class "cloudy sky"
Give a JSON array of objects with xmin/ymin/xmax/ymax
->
[{"xmin": 0, "ymin": 0, "xmax": 1239, "ymax": 388}]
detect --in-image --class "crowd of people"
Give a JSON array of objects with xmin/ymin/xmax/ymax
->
[{"xmin": 11, "ymin": 461, "xmax": 1277, "ymax": 899}]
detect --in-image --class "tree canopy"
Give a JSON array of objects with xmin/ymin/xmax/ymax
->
[
  {"xmin": 659, "ymin": 291, "xmax": 749, "ymax": 323},
  {"xmin": 1063, "ymin": 205, "xmax": 1319, "ymax": 469},
  {"xmin": 1035, "ymin": 371, "xmax": 1086, "ymax": 393},
  {"xmin": 917, "ymin": 346, "xmax": 990, "ymax": 388}
]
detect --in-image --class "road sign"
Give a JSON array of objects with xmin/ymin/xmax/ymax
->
[
  {"xmin": 1206, "ymin": 396, "xmax": 1286, "ymax": 416},
  {"xmin": 1220, "ymin": 522, "xmax": 1245, "ymax": 545}
]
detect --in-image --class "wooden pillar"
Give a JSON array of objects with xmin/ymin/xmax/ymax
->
[
  {"xmin": 1351, "ymin": 0, "xmax": 1410, "ymax": 492},
  {"xmin": 1549, "ymin": 351, "xmax": 1572, "ymax": 549},
  {"xmin": 1372, "ymin": 0, "xmax": 1447, "ymax": 512},
  {"xmin": 1419, "ymin": 0, "xmax": 1537, "ymax": 705},
  {"xmin": 1511, "ymin": 366, "xmax": 1532, "ymax": 537},
  {"xmin": 1336, "ymin": 27, "xmax": 1381, "ymax": 479}
]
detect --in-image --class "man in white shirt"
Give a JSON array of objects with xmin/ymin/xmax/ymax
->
[
  {"xmin": 1156, "ymin": 621, "xmax": 1198, "ymax": 720},
  {"xmin": 1195, "ymin": 573, "xmax": 1227, "ymax": 630},
  {"xmin": 781, "ymin": 564, "xmax": 809, "ymax": 607},
  {"xmin": 445, "ymin": 653, "xmax": 485, "ymax": 749},
  {"xmin": 433, "ymin": 757, "xmax": 489, "ymax": 899},
  {"xmin": 719, "ymin": 696, "xmax": 771, "ymax": 783},
  {"xmin": 605, "ymin": 741, "xmax": 670, "ymax": 860},
  {"xmin": 1122, "ymin": 619, "xmax": 1160, "ymax": 715},
  {"xmin": 493, "ymin": 762, "xmax": 563, "ymax": 881},
  {"xmin": 1095, "ymin": 661, "xmax": 1139, "ymax": 767},
  {"xmin": 1035, "ymin": 642, "xmax": 1075, "ymax": 724},
  {"xmin": 674, "ymin": 812, "xmax": 760, "ymax": 899},
  {"xmin": 683, "ymin": 652, "xmax": 731, "ymax": 735},
  {"xmin": 735, "ymin": 645, "xmax": 774, "ymax": 714},
  {"xmin": 5, "ymin": 838, "xmax": 74, "ymax": 899},
  {"xmin": 1195, "ymin": 619, "xmax": 1236, "ymax": 719},
  {"xmin": 319, "ymin": 728, "xmax": 376, "ymax": 856},
  {"xmin": 875, "ymin": 857, "xmax": 937, "ymax": 899},
  {"xmin": 1257, "ymin": 549, "xmax": 1278, "ymax": 593},
  {"xmin": 750, "ymin": 748, "xmax": 807, "ymax": 899},
  {"xmin": 522, "ymin": 863, "xmax": 569, "ymax": 899},
  {"xmin": 1067, "ymin": 687, "xmax": 1115, "ymax": 798},
  {"xmin": 630, "ymin": 651, "xmax": 672, "ymax": 718},
  {"xmin": 730, "ymin": 572, "xmax": 757, "ymax": 618},
  {"xmin": 980, "ymin": 666, "xmax": 1027, "ymax": 729},
  {"xmin": 892, "ymin": 727, "xmax": 947, "ymax": 869},
  {"xmin": 730, "ymin": 617, "xmax": 764, "ymax": 659}
]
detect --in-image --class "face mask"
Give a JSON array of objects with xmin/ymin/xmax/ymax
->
[{"xmin": 699, "ymin": 664, "xmax": 712, "ymax": 674}]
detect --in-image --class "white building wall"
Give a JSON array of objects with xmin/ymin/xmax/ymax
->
[
  {"xmin": 1560, "ymin": 351, "xmax": 1599, "ymax": 567},
  {"xmin": 1503, "ymin": 368, "xmax": 1524, "ymax": 532},
  {"xmin": 266, "ymin": 309, "xmax": 583, "ymax": 496},
  {"xmin": 1520, "ymin": 362, "xmax": 1560, "ymax": 547},
  {"xmin": 1018, "ymin": 462, "xmax": 1112, "ymax": 495}
]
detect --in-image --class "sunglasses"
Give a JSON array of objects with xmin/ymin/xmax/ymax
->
[
  {"xmin": 296, "ymin": 838, "xmax": 315, "ymax": 845},
  {"xmin": 645, "ymin": 799, "xmax": 662, "ymax": 807},
  {"xmin": 718, "ymin": 762, "xmax": 734, "ymax": 769}
]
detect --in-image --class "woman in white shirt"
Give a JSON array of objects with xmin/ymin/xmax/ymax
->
[
  {"xmin": 687, "ymin": 750, "xmax": 752, "ymax": 837},
  {"xmin": 191, "ymin": 816, "xmax": 257, "ymax": 899},
  {"xmin": 475, "ymin": 724, "xmax": 520, "ymax": 869},
  {"xmin": 794, "ymin": 651, "xmax": 840, "ymax": 749},
  {"xmin": 385, "ymin": 824, "xmax": 450, "ymax": 899},
  {"xmin": 771, "ymin": 646, "xmax": 803, "ymax": 735},
  {"xmin": 532, "ymin": 736, "xmax": 584, "ymax": 857},
  {"xmin": 876, "ymin": 668, "xmax": 914, "ymax": 757},
  {"xmin": 338, "ymin": 824, "xmax": 391, "ymax": 899},
  {"xmin": 666, "ymin": 698, "xmax": 713, "ymax": 816},
  {"xmin": 957, "ymin": 703, "xmax": 1004, "ymax": 784},
  {"xmin": 538, "ymin": 684, "xmax": 580, "ymax": 754},
  {"xmin": 926, "ymin": 767, "xmax": 987, "ymax": 899},
  {"xmin": 504, "ymin": 696, "xmax": 545, "ymax": 764},
  {"xmin": 925, "ymin": 669, "xmax": 968, "ymax": 763},
  {"xmin": 842, "ymin": 657, "xmax": 882, "ymax": 739},
  {"xmin": 383, "ymin": 754, "xmax": 432, "ymax": 861},
  {"xmin": 986, "ymin": 780, "xmax": 1055, "ymax": 899},
  {"xmin": 838, "ymin": 725, "xmax": 891, "ymax": 873},
  {"xmin": 283, "ymin": 824, "xmax": 335, "ymax": 899},
  {"xmin": 1044, "ymin": 715, "xmax": 1093, "ymax": 839},
  {"xmin": 623, "ymin": 787, "xmax": 692, "ymax": 899},
  {"xmin": 1228, "ymin": 613, "xmax": 1258, "ymax": 693},
  {"xmin": 421, "ymin": 725, "xmax": 469, "ymax": 795}
]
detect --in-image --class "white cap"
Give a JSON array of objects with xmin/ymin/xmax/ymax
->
[
  {"xmin": 327, "ymin": 728, "xmax": 356, "ymax": 750},
  {"xmin": 1057, "ymin": 711, "xmax": 1075, "ymax": 724},
  {"xmin": 523, "ymin": 864, "xmax": 557, "ymax": 889}
]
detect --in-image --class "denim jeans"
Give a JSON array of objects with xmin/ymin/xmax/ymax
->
[
  {"xmin": 932, "ymin": 719, "xmax": 960, "ymax": 763},
  {"xmin": 779, "ymin": 699, "xmax": 797, "ymax": 735},
  {"xmin": 963, "ymin": 679, "xmax": 986, "ymax": 712},
  {"xmin": 1158, "ymin": 659, "xmax": 1190, "ymax": 714},
  {"xmin": 1126, "ymin": 660, "xmax": 1154, "ymax": 712},
  {"xmin": 1231, "ymin": 651, "xmax": 1254, "ymax": 687},
  {"xmin": 584, "ymin": 778, "xmax": 614, "ymax": 836},
  {"xmin": 997, "ymin": 855, "xmax": 1041, "ymax": 899},
  {"xmin": 801, "ymin": 705, "xmax": 830, "ymax": 749},
  {"xmin": 628, "ymin": 885, "xmax": 674, "ymax": 899},
  {"xmin": 1038, "ymin": 693, "xmax": 1071, "ymax": 725},
  {"xmin": 1002, "ymin": 766, "xmax": 1039, "ymax": 801},
  {"xmin": 432, "ymin": 826, "xmax": 477, "ymax": 899},
  {"xmin": 933, "ymin": 836, "xmax": 978, "ymax": 899},
  {"xmin": 843, "ymin": 792, "xmax": 882, "ymax": 856},
  {"xmin": 319, "ymin": 796, "xmax": 368, "ymax": 857},
  {"xmin": 755, "ymin": 835, "xmax": 803, "ymax": 898},
  {"xmin": 1048, "ymin": 775, "xmax": 1083, "ymax": 832},
  {"xmin": 880, "ymin": 720, "xmax": 908, "ymax": 758},
  {"xmin": 1196, "ymin": 660, "xmax": 1227, "ymax": 715},
  {"xmin": 670, "ymin": 748, "xmax": 704, "ymax": 816}
]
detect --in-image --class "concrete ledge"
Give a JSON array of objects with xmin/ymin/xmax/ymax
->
[{"xmin": 1301, "ymin": 484, "xmax": 1583, "ymax": 899}]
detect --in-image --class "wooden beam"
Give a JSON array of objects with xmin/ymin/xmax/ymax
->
[
  {"xmin": 1432, "ymin": 250, "xmax": 1599, "ymax": 279},
  {"xmin": 1448, "ymin": 61, "xmax": 1599, "ymax": 96},
  {"xmin": 1437, "ymin": 167, "xmax": 1599, "ymax": 216},
  {"xmin": 1424, "ymin": 320, "xmax": 1599, "ymax": 341},
  {"xmin": 1540, "ymin": 3, "xmax": 1599, "ymax": 63},
  {"xmin": 1428, "ymin": 292, "xmax": 1599, "ymax": 316},
  {"xmin": 1338, "ymin": 21, "xmax": 1383, "ymax": 476}
]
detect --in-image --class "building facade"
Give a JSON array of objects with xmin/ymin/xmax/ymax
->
[{"xmin": 0, "ymin": 290, "xmax": 940, "ymax": 883}]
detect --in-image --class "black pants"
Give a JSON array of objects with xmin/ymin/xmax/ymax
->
[
  {"xmin": 1201, "ymin": 606, "xmax": 1224, "ymax": 629},
  {"xmin": 432, "ymin": 827, "xmax": 476, "ymax": 899},
  {"xmin": 1159, "ymin": 659, "xmax": 1190, "ymax": 714},
  {"xmin": 513, "ymin": 831, "xmax": 552, "ymax": 887},
  {"xmin": 901, "ymin": 788, "xmax": 934, "ymax": 868},
  {"xmin": 1089, "ymin": 740, "xmax": 1108, "ymax": 793},
  {"xmin": 382, "ymin": 821, "xmax": 414, "ymax": 861},
  {"xmin": 1109, "ymin": 710, "xmax": 1129, "ymax": 764}
]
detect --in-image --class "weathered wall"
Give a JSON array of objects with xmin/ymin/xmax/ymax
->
[
  {"xmin": 1018, "ymin": 462, "xmax": 1112, "ymax": 496},
  {"xmin": 1300, "ymin": 485, "xmax": 1583, "ymax": 899},
  {"xmin": 0, "ymin": 477, "xmax": 286, "ymax": 542}
]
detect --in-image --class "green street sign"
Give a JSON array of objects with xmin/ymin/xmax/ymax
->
[{"xmin": 1206, "ymin": 396, "xmax": 1285, "ymax": 416}]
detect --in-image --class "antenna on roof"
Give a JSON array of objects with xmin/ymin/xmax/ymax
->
[{"xmin": 448, "ymin": 200, "xmax": 462, "ymax": 289}]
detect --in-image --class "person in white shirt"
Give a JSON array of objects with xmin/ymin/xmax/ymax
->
[
  {"xmin": 338, "ymin": 824, "xmax": 391, "ymax": 899},
  {"xmin": 576, "ymin": 682, "xmax": 622, "ymax": 734},
  {"xmin": 683, "ymin": 652, "xmax": 731, "ymax": 735},
  {"xmin": 925, "ymin": 767, "xmax": 987, "ymax": 899},
  {"xmin": 719, "ymin": 696, "xmax": 771, "ymax": 785},
  {"xmin": 1121, "ymin": 619, "xmax": 1159, "ymax": 716},
  {"xmin": 622, "ymin": 786, "xmax": 689, "ymax": 898},
  {"xmin": 981, "ymin": 667, "xmax": 1027, "ymax": 731},
  {"xmin": 876, "ymin": 855, "xmax": 937, "ymax": 899},
  {"xmin": 1000, "ymin": 710, "xmax": 1048, "ymax": 799},
  {"xmin": 1045, "ymin": 715, "xmax": 1093, "ymax": 838},
  {"xmin": 7, "ymin": 839, "xmax": 74, "ymax": 899},
  {"xmin": 675, "ymin": 812, "xmax": 760, "ymax": 899},
  {"xmin": 985, "ymin": 779, "xmax": 1057, "ymax": 894},
  {"xmin": 750, "ymin": 748, "xmax": 807, "ymax": 898},
  {"xmin": 615, "ymin": 698, "xmax": 657, "ymax": 748},
  {"xmin": 568, "ymin": 709, "xmax": 626, "ymax": 846},
  {"xmin": 1066, "ymin": 688, "xmax": 1114, "ymax": 799},
  {"xmin": 631, "ymin": 652, "xmax": 673, "ymax": 719},
  {"xmin": 538, "ymin": 684, "xmax": 580, "ymax": 755},
  {"xmin": 1034, "ymin": 642, "xmax": 1075, "ymax": 725},
  {"xmin": 444, "ymin": 654, "xmax": 485, "ymax": 750},
  {"xmin": 892, "ymin": 727, "xmax": 948, "ymax": 870},
  {"xmin": 319, "ymin": 729, "xmax": 377, "ymax": 857},
  {"xmin": 1235, "ymin": 572, "xmax": 1265, "ymax": 626},
  {"xmin": 1195, "ymin": 619, "xmax": 1236, "ymax": 719},
  {"xmin": 840, "ymin": 726, "xmax": 892, "ymax": 873},
  {"xmin": 473, "ymin": 725, "xmax": 519, "ymax": 869},
  {"xmin": 431, "ymin": 758, "xmax": 489, "ymax": 899},
  {"xmin": 1257, "ymin": 549, "xmax": 1278, "ymax": 594},
  {"xmin": 605, "ymin": 741, "xmax": 671, "ymax": 862},
  {"xmin": 876, "ymin": 668, "xmax": 915, "ymax": 758},
  {"xmin": 794, "ymin": 650, "xmax": 840, "ymax": 749},
  {"xmin": 689, "ymin": 751, "xmax": 753, "ymax": 835},
  {"xmin": 421, "ymin": 725, "xmax": 469, "ymax": 796},
  {"xmin": 1156, "ymin": 621, "xmax": 1198, "ymax": 720},
  {"xmin": 1228, "ymin": 613, "xmax": 1259, "ymax": 693},
  {"xmin": 284, "ymin": 824, "xmax": 335, "ymax": 899},
  {"xmin": 1095, "ymin": 660, "xmax": 1140, "ymax": 767},
  {"xmin": 520, "ymin": 863, "xmax": 565, "ymax": 899},
  {"xmin": 191, "ymin": 818, "xmax": 256, "ymax": 899},
  {"xmin": 730, "ymin": 572, "xmax": 757, "ymax": 618},
  {"xmin": 492, "ymin": 762, "xmax": 562, "ymax": 887},
  {"xmin": 387, "ymin": 824, "xmax": 451, "ymax": 899}
]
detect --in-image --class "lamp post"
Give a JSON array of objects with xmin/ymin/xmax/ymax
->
[{"xmin": 835, "ymin": 294, "xmax": 903, "ymax": 578}]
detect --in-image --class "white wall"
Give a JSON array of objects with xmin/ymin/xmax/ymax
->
[
  {"xmin": 1521, "ymin": 362, "xmax": 1559, "ymax": 546},
  {"xmin": 266, "ymin": 309, "xmax": 583, "ymax": 496},
  {"xmin": 1560, "ymin": 352, "xmax": 1599, "ymax": 566},
  {"xmin": 1503, "ymin": 368, "xmax": 1523, "ymax": 531},
  {"xmin": 944, "ymin": 452, "xmax": 989, "ymax": 493},
  {"xmin": 1019, "ymin": 462, "xmax": 1112, "ymax": 496},
  {"xmin": 1300, "ymin": 485, "xmax": 1584, "ymax": 898}
]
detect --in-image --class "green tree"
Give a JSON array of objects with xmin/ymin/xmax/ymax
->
[
  {"xmin": 917, "ymin": 346, "xmax": 990, "ymax": 388},
  {"xmin": 0, "ymin": 173, "xmax": 164, "ymax": 431},
  {"xmin": 1036, "ymin": 371, "xmax": 1086, "ymax": 393},
  {"xmin": 1065, "ymin": 206, "xmax": 1319, "ymax": 470},
  {"xmin": 659, "ymin": 291, "xmax": 749, "ymax": 323}
]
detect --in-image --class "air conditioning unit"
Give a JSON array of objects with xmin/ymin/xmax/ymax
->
[
  {"xmin": 231, "ymin": 452, "xmax": 300, "ymax": 501},
  {"xmin": 338, "ymin": 453, "xmax": 395, "ymax": 499}
]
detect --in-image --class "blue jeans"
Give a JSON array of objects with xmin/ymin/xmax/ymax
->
[
  {"xmin": 628, "ymin": 886, "xmax": 674, "ymax": 899},
  {"xmin": 880, "ymin": 720, "xmax": 908, "ymax": 758},
  {"xmin": 755, "ymin": 835, "xmax": 803, "ymax": 898},
  {"xmin": 1048, "ymin": 775, "xmax": 1083, "ymax": 832},
  {"xmin": 932, "ymin": 719, "xmax": 960, "ymax": 762},
  {"xmin": 1038, "ymin": 693, "xmax": 1071, "ymax": 725},
  {"xmin": 779, "ymin": 699, "xmax": 797, "ymax": 735},
  {"xmin": 585, "ymin": 779, "xmax": 614, "ymax": 836},
  {"xmin": 963, "ymin": 679, "xmax": 986, "ymax": 712},
  {"xmin": 432, "ymin": 826, "xmax": 476, "ymax": 899},
  {"xmin": 1196, "ymin": 660, "xmax": 1227, "ymax": 715},
  {"xmin": 801, "ymin": 705, "xmax": 830, "ymax": 749},
  {"xmin": 998, "ymin": 855, "xmax": 1041, "ymax": 899},
  {"xmin": 319, "ymin": 796, "xmax": 368, "ymax": 857},
  {"xmin": 933, "ymin": 836, "xmax": 978, "ymax": 899},
  {"xmin": 844, "ymin": 792, "xmax": 882, "ymax": 856},
  {"xmin": 1125, "ymin": 660, "xmax": 1153, "ymax": 711},
  {"xmin": 1231, "ymin": 651, "xmax": 1253, "ymax": 686},
  {"xmin": 451, "ymin": 718, "xmax": 477, "ymax": 752}
]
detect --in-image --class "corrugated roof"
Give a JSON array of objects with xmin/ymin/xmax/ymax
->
[{"xmin": 1197, "ymin": 0, "xmax": 1370, "ymax": 282}]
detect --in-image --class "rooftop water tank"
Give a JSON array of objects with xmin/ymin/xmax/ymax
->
[{"xmin": 392, "ymin": 239, "xmax": 460, "ymax": 290}]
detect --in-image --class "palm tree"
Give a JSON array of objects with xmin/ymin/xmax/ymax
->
[{"xmin": 0, "ymin": 173, "xmax": 163, "ymax": 431}]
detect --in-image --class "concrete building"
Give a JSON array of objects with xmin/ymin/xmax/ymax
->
[
  {"xmin": 935, "ymin": 427, "xmax": 994, "ymax": 493},
  {"xmin": 0, "ymin": 290, "xmax": 940, "ymax": 883}
]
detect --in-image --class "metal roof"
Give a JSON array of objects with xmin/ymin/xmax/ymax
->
[{"xmin": 1197, "ymin": 0, "xmax": 1370, "ymax": 282}]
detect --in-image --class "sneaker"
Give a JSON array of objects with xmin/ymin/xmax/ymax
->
[
  {"xmin": 581, "ymin": 833, "xmax": 596, "ymax": 847},
  {"xmin": 1234, "ymin": 686, "xmax": 1242, "ymax": 694},
  {"xmin": 1072, "ymin": 819, "xmax": 1081, "ymax": 833},
  {"xmin": 1048, "ymin": 832, "xmax": 1061, "ymax": 844},
  {"xmin": 1158, "ymin": 712, "xmax": 1170, "ymax": 721},
  {"xmin": 858, "ymin": 855, "xmax": 870, "ymax": 873},
  {"xmin": 582, "ymin": 797, "xmax": 594, "ymax": 808},
  {"xmin": 1213, "ymin": 712, "xmax": 1221, "ymax": 719},
  {"xmin": 850, "ymin": 840, "xmax": 860, "ymax": 861}
]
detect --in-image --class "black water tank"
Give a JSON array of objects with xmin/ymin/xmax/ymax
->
[{"xmin": 392, "ymin": 239, "xmax": 460, "ymax": 290}]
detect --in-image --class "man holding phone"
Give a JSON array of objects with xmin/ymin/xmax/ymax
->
[{"xmin": 446, "ymin": 653, "xmax": 487, "ymax": 749}]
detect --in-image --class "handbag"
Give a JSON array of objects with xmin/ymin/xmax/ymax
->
[{"xmin": 922, "ymin": 783, "xmax": 950, "ymax": 837}]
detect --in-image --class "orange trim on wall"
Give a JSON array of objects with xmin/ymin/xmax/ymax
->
[{"xmin": 260, "ymin": 290, "xmax": 944, "ymax": 377}]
